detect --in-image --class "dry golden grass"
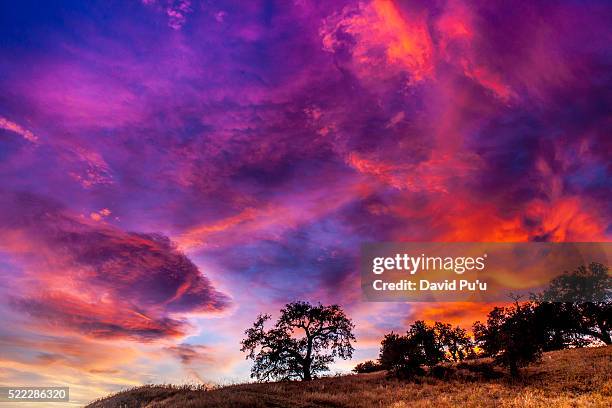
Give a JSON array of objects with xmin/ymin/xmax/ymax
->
[{"xmin": 87, "ymin": 346, "xmax": 611, "ymax": 408}]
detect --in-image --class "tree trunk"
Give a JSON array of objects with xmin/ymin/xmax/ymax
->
[
  {"xmin": 303, "ymin": 336, "xmax": 313, "ymax": 381},
  {"xmin": 509, "ymin": 361, "xmax": 519, "ymax": 378},
  {"xmin": 303, "ymin": 360, "xmax": 312, "ymax": 381}
]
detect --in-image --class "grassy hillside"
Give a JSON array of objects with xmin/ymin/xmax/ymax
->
[{"xmin": 88, "ymin": 346, "xmax": 611, "ymax": 408}]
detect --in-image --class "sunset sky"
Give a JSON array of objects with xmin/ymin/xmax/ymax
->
[{"xmin": 0, "ymin": 0, "xmax": 611, "ymax": 405}]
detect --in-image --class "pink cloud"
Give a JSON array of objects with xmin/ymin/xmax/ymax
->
[
  {"xmin": 0, "ymin": 192, "xmax": 230, "ymax": 341},
  {"xmin": 0, "ymin": 117, "xmax": 38, "ymax": 143}
]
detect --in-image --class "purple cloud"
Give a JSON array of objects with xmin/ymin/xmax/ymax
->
[{"xmin": 0, "ymin": 191, "xmax": 230, "ymax": 340}]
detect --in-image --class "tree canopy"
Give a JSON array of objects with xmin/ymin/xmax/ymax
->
[
  {"xmin": 377, "ymin": 320, "xmax": 472, "ymax": 378},
  {"xmin": 473, "ymin": 302, "xmax": 547, "ymax": 376},
  {"xmin": 536, "ymin": 262, "xmax": 611, "ymax": 345}
]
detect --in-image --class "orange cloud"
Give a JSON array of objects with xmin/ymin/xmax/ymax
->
[
  {"xmin": 371, "ymin": 0, "xmax": 433, "ymax": 81},
  {"xmin": 526, "ymin": 197, "xmax": 608, "ymax": 242},
  {"xmin": 321, "ymin": 0, "xmax": 433, "ymax": 83}
]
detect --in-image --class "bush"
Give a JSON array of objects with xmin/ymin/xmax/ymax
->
[
  {"xmin": 353, "ymin": 360, "xmax": 383, "ymax": 373},
  {"xmin": 429, "ymin": 365, "xmax": 455, "ymax": 379},
  {"xmin": 456, "ymin": 361, "xmax": 502, "ymax": 379}
]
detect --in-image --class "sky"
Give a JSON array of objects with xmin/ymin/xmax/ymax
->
[{"xmin": 0, "ymin": 0, "xmax": 611, "ymax": 405}]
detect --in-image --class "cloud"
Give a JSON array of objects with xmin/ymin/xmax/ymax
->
[
  {"xmin": 0, "ymin": 192, "xmax": 230, "ymax": 341},
  {"xmin": 0, "ymin": 117, "xmax": 38, "ymax": 143},
  {"xmin": 90, "ymin": 208, "xmax": 111, "ymax": 221},
  {"xmin": 142, "ymin": 0, "xmax": 193, "ymax": 30},
  {"xmin": 66, "ymin": 146, "xmax": 114, "ymax": 188},
  {"xmin": 166, "ymin": 1, "xmax": 192, "ymax": 30},
  {"xmin": 321, "ymin": 0, "xmax": 433, "ymax": 84},
  {"xmin": 164, "ymin": 343, "xmax": 211, "ymax": 365}
]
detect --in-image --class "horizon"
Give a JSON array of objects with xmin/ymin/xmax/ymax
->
[{"xmin": 0, "ymin": 0, "xmax": 610, "ymax": 405}]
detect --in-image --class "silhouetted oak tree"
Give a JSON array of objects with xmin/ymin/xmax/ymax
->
[
  {"xmin": 379, "ymin": 332, "xmax": 424, "ymax": 378},
  {"xmin": 379, "ymin": 321, "xmax": 447, "ymax": 378},
  {"xmin": 537, "ymin": 262, "xmax": 611, "ymax": 345},
  {"xmin": 473, "ymin": 302, "xmax": 547, "ymax": 376},
  {"xmin": 240, "ymin": 301, "xmax": 355, "ymax": 381}
]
